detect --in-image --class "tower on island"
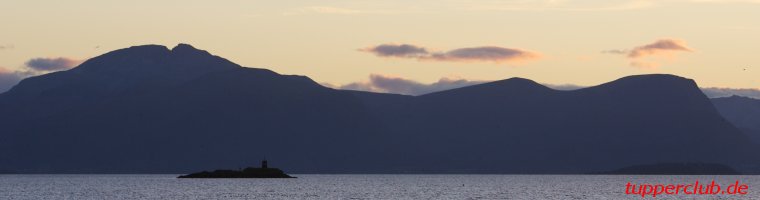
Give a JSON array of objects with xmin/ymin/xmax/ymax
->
[{"xmin": 261, "ymin": 160, "xmax": 268, "ymax": 169}]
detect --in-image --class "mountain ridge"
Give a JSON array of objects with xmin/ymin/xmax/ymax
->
[{"xmin": 0, "ymin": 44, "xmax": 757, "ymax": 174}]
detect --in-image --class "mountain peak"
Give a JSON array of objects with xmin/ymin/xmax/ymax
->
[
  {"xmin": 69, "ymin": 43, "xmax": 238, "ymax": 74},
  {"xmin": 6, "ymin": 43, "xmax": 244, "ymax": 96},
  {"xmin": 170, "ymin": 43, "xmax": 215, "ymax": 57},
  {"xmin": 172, "ymin": 43, "xmax": 196, "ymax": 51},
  {"xmin": 615, "ymin": 74, "xmax": 690, "ymax": 82},
  {"xmin": 492, "ymin": 77, "xmax": 543, "ymax": 86},
  {"xmin": 97, "ymin": 44, "xmax": 171, "ymax": 59},
  {"xmin": 125, "ymin": 44, "xmax": 170, "ymax": 52},
  {"xmin": 476, "ymin": 77, "xmax": 553, "ymax": 92},
  {"xmin": 171, "ymin": 43, "xmax": 204, "ymax": 53},
  {"xmin": 596, "ymin": 74, "xmax": 697, "ymax": 91},
  {"xmin": 421, "ymin": 77, "xmax": 553, "ymax": 97}
]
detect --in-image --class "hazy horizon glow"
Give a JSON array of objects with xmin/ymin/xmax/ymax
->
[{"xmin": 0, "ymin": 0, "xmax": 758, "ymax": 92}]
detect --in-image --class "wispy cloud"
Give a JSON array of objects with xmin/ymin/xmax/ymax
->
[
  {"xmin": 426, "ymin": 46, "xmax": 541, "ymax": 63},
  {"xmin": 601, "ymin": 49, "xmax": 627, "ymax": 54},
  {"xmin": 282, "ymin": 1, "xmax": 759, "ymax": 16},
  {"xmin": 283, "ymin": 6, "xmax": 402, "ymax": 15},
  {"xmin": 361, "ymin": 44, "xmax": 541, "ymax": 64},
  {"xmin": 327, "ymin": 74, "xmax": 590, "ymax": 96},
  {"xmin": 289, "ymin": 6, "xmax": 362, "ymax": 15},
  {"xmin": 629, "ymin": 61, "xmax": 661, "ymax": 68},
  {"xmin": 0, "ymin": 44, "xmax": 14, "ymax": 50},
  {"xmin": 460, "ymin": 0, "xmax": 657, "ymax": 11},
  {"xmin": 362, "ymin": 44, "xmax": 430, "ymax": 58},
  {"xmin": 690, "ymin": 0, "xmax": 760, "ymax": 4},
  {"xmin": 25, "ymin": 57, "xmax": 81, "ymax": 71},
  {"xmin": 604, "ymin": 38, "xmax": 693, "ymax": 68},
  {"xmin": 627, "ymin": 39, "xmax": 693, "ymax": 58},
  {"xmin": 329, "ymin": 74, "xmax": 486, "ymax": 96},
  {"xmin": 430, "ymin": 0, "xmax": 758, "ymax": 13}
]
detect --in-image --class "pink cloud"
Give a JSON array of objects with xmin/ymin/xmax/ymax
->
[
  {"xmin": 361, "ymin": 44, "xmax": 541, "ymax": 64},
  {"xmin": 333, "ymin": 74, "xmax": 486, "ymax": 95},
  {"xmin": 25, "ymin": 57, "xmax": 82, "ymax": 71},
  {"xmin": 359, "ymin": 44, "xmax": 429, "ymax": 58},
  {"xmin": 425, "ymin": 46, "xmax": 541, "ymax": 63},
  {"xmin": 628, "ymin": 39, "xmax": 693, "ymax": 58},
  {"xmin": 604, "ymin": 38, "xmax": 694, "ymax": 68}
]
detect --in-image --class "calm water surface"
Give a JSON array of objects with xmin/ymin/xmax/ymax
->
[{"xmin": 0, "ymin": 174, "xmax": 757, "ymax": 199}]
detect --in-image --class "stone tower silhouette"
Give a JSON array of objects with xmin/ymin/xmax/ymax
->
[{"xmin": 261, "ymin": 160, "xmax": 268, "ymax": 169}]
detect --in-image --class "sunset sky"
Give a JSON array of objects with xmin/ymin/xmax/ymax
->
[{"xmin": 1, "ymin": 0, "xmax": 758, "ymax": 94}]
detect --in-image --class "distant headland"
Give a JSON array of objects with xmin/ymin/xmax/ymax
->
[
  {"xmin": 178, "ymin": 160, "xmax": 295, "ymax": 178},
  {"xmin": 598, "ymin": 163, "xmax": 740, "ymax": 175}
]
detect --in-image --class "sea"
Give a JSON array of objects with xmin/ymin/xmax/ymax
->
[{"xmin": 0, "ymin": 174, "xmax": 757, "ymax": 199}]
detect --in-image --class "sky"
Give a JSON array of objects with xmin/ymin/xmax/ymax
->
[{"xmin": 1, "ymin": 0, "xmax": 759, "ymax": 95}]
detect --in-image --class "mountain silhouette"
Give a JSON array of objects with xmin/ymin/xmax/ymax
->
[
  {"xmin": 0, "ymin": 44, "xmax": 757, "ymax": 174},
  {"xmin": 712, "ymin": 95, "xmax": 760, "ymax": 144},
  {"xmin": 365, "ymin": 74, "xmax": 756, "ymax": 173}
]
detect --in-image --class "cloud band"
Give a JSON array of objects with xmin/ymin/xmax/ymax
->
[{"xmin": 361, "ymin": 44, "xmax": 541, "ymax": 64}]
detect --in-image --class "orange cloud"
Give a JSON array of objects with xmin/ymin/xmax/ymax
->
[
  {"xmin": 604, "ymin": 38, "xmax": 694, "ymax": 68},
  {"xmin": 628, "ymin": 39, "xmax": 693, "ymax": 58}
]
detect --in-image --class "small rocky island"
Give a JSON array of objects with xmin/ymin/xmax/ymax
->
[{"xmin": 178, "ymin": 160, "xmax": 295, "ymax": 178}]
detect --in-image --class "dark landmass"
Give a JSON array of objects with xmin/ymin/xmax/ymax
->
[
  {"xmin": 599, "ymin": 163, "xmax": 741, "ymax": 175},
  {"xmin": 179, "ymin": 167, "xmax": 294, "ymax": 178},
  {"xmin": 0, "ymin": 44, "xmax": 758, "ymax": 174},
  {"xmin": 711, "ymin": 95, "xmax": 760, "ymax": 144}
]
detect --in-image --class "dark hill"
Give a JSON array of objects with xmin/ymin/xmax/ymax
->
[
  {"xmin": 0, "ymin": 44, "xmax": 388, "ymax": 173},
  {"xmin": 712, "ymin": 96, "xmax": 760, "ymax": 144},
  {"xmin": 0, "ymin": 44, "xmax": 757, "ymax": 174}
]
